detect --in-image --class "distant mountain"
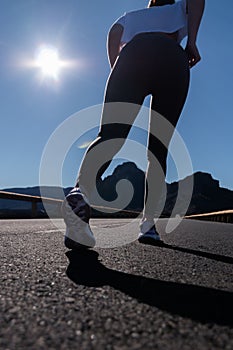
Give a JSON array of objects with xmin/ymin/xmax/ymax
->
[
  {"xmin": 97, "ymin": 162, "xmax": 233, "ymax": 216},
  {"xmin": 98, "ymin": 162, "xmax": 145, "ymax": 211},
  {"xmin": 165, "ymin": 171, "xmax": 233, "ymax": 216},
  {"xmin": 0, "ymin": 162, "xmax": 233, "ymax": 218}
]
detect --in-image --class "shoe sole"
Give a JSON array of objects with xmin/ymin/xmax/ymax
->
[
  {"xmin": 138, "ymin": 235, "xmax": 164, "ymax": 246},
  {"xmin": 64, "ymin": 236, "xmax": 91, "ymax": 250}
]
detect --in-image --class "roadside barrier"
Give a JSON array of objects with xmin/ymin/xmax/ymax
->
[
  {"xmin": 1, "ymin": 191, "xmax": 232, "ymax": 222},
  {"xmin": 0, "ymin": 191, "xmax": 62, "ymax": 218},
  {"xmin": 0, "ymin": 191, "xmax": 139, "ymax": 218},
  {"xmin": 185, "ymin": 210, "xmax": 233, "ymax": 224}
]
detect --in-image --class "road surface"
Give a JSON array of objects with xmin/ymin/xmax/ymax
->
[{"xmin": 0, "ymin": 218, "xmax": 233, "ymax": 349}]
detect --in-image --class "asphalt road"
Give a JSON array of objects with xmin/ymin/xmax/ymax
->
[{"xmin": 0, "ymin": 218, "xmax": 233, "ymax": 350}]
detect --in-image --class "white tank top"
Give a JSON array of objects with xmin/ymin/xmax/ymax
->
[{"xmin": 112, "ymin": 0, "xmax": 187, "ymax": 48}]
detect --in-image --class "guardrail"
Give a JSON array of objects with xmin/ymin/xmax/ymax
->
[
  {"xmin": 1, "ymin": 190, "xmax": 232, "ymax": 222},
  {"xmin": 185, "ymin": 210, "xmax": 233, "ymax": 224},
  {"xmin": 0, "ymin": 191, "xmax": 139, "ymax": 218},
  {"xmin": 0, "ymin": 191, "xmax": 63, "ymax": 218}
]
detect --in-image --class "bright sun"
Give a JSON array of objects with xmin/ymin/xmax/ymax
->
[{"xmin": 36, "ymin": 46, "xmax": 62, "ymax": 80}]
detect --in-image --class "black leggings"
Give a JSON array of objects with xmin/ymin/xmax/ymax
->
[{"xmin": 77, "ymin": 33, "xmax": 190, "ymax": 218}]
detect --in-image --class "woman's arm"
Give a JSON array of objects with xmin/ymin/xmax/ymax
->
[
  {"xmin": 185, "ymin": 0, "xmax": 205, "ymax": 68},
  {"xmin": 107, "ymin": 24, "xmax": 123, "ymax": 68}
]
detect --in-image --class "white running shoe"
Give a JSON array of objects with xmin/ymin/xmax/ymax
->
[
  {"xmin": 61, "ymin": 188, "xmax": 96, "ymax": 249},
  {"xmin": 138, "ymin": 220, "xmax": 162, "ymax": 245}
]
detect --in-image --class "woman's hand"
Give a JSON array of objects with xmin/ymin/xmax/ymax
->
[
  {"xmin": 186, "ymin": 0, "xmax": 205, "ymax": 68},
  {"xmin": 185, "ymin": 42, "xmax": 201, "ymax": 68}
]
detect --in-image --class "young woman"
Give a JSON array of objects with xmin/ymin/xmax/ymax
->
[{"xmin": 62, "ymin": 0, "xmax": 205, "ymax": 249}]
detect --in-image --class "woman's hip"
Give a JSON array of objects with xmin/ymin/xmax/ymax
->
[{"xmin": 119, "ymin": 32, "xmax": 189, "ymax": 71}]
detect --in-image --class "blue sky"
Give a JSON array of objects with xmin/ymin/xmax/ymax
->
[{"xmin": 0, "ymin": 0, "xmax": 233, "ymax": 190}]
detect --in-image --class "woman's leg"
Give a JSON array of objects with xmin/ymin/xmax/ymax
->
[
  {"xmin": 76, "ymin": 103, "xmax": 143, "ymax": 200},
  {"xmin": 143, "ymin": 47, "xmax": 190, "ymax": 220},
  {"xmin": 77, "ymin": 48, "xmax": 147, "ymax": 202}
]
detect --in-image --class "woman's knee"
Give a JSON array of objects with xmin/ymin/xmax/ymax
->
[{"xmin": 98, "ymin": 123, "xmax": 131, "ymax": 141}]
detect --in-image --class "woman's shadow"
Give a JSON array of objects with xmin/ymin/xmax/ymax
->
[{"xmin": 66, "ymin": 249, "xmax": 233, "ymax": 326}]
